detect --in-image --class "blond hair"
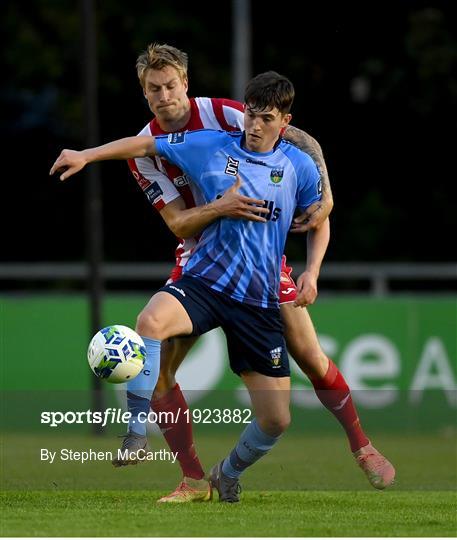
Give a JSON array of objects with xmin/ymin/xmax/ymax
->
[{"xmin": 136, "ymin": 43, "xmax": 188, "ymax": 88}]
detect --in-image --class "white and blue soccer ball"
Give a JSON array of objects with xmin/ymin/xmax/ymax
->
[{"xmin": 87, "ymin": 325, "xmax": 146, "ymax": 384}]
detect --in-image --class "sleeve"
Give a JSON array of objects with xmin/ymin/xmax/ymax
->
[
  {"xmin": 296, "ymin": 154, "xmax": 323, "ymax": 211},
  {"xmin": 127, "ymin": 156, "xmax": 180, "ymax": 212},
  {"xmin": 154, "ymin": 130, "xmax": 223, "ymax": 182},
  {"xmin": 211, "ymin": 98, "xmax": 244, "ymax": 131}
]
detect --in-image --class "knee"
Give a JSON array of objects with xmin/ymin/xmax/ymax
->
[
  {"xmin": 136, "ymin": 309, "xmax": 166, "ymax": 340},
  {"xmin": 258, "ymin": 413, "xmax": 291, "ymax": 437}
]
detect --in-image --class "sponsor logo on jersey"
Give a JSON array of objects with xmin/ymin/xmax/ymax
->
[
  {"xmin": 270, "ymin": 168, "xmax": 284, "ymax": 184},
  {"xmin": 225, "ymin": 156, "xmax": 239, "ymax": 176},
  {"xmin": 137, "ymin": 176, "xmax": 152, "ymax": 190},
  {"xmin": 173, "ymin": 174, "xmax": 190, "ymax": 187},
  {"xmin": 144, "ymin": 181, "xmax": 164, "ymax": 204},
  {"xmin": 262, "ymin": 200, "xmax": 282, "ymax": 222},
  {"xmin": 168, "ymin": 132, "xmax": 186, "ymax": 145},
  {"xmin": 130, "ymin": 167, "xmax": 152, "ymax": 190},
  {"xmin": 269, "ymin": 347, "xmax": 283, "ymax": 367},
  {"xmin": 246, "ymin": 157, "xmax": 267, "ymax": 167}
]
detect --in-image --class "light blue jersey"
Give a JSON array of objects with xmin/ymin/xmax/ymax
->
[{"xmin": 155, "ymin": 130, "xmax": 321, "ymax": 308}]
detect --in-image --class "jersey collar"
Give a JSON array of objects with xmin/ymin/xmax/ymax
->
[{"xmin": 239, "ymin": 131, "xmax": 283, "ymax": 156}]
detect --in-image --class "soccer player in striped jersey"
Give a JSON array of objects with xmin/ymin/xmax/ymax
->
[{"xmin": 50, "ymin": 46, "xmax": 395, "ymax": 501}]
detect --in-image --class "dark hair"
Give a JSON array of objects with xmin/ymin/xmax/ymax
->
[{"xmin": 244, "ymin": 71, "xmax": 295, "ymax": 114}]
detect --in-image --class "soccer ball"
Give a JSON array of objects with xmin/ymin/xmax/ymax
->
[{"xmin": 87, "ymin": 325, "xmax": 146, "ymax": 384}]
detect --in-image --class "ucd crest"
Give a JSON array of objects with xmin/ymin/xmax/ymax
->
[
  {"xmin": 270, "ymin": 168, "xmax": 284, "ymax": 184},
  {"xmin": 270, "ymin": 347, "xmax": 283, "ymax": 368}
]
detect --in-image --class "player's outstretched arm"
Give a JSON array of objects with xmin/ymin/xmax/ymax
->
[
  {"xmin": 50, "ymin": 136, "xmax": 157, "ymax": 181},
  {"xmin": 294, "ymin": 217, "xmax": 330, "ymax": 307},
  {"xmin": 283, "ymin": 125, "xmax": 333, "ymax": 232},
  {"xmin": 160, "ymin": 175, "xmax": 270, "ymax": 238}
]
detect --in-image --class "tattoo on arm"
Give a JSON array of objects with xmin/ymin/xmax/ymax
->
[{"xmin": 283, "ymin": 125, "xmax": 332, "ymax": 200}]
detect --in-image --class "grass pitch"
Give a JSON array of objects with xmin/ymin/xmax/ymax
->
[
  {"xmin": 2, "ymin": 490, "xmax": 455, "ymax": 537},
  {"xmin": 1, "ymin": 432, "xmax": 456, "ymax": 536}
]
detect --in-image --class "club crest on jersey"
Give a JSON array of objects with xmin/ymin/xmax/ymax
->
[
  {"xmin": 225, "ymin": 156, "xmax": 239, "ymax": 176},
  {"xmin": 269, "ymin": 347, "xmax": 283, "ymax": 368},
  {"xmin": 168, "ymin": 132, "xmax": 186, "ymax": 145},
  {"xmin": 270, "ymin": 169, "xmax": 284, "ymax": 184}
]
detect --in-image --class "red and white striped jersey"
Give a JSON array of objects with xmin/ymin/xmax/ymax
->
[{"xmin": 128, "ymin": 97, "xmax": 244, "ymax": 268}]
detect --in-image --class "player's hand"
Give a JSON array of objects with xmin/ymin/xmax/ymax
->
[
  {"xmin": 215, "ymin": 174, "xmax": 270, "ymax": 222},
  {"xmin": 293, "ymin": 270, "xmax": 318, "ymax": 307},
  {"xmin": 290, "ymin": 196, "xmax": 333, "ymax": 233},
  {"xmin": 49, "ymin": 149, "xmax": 88, "ymax": 181}
]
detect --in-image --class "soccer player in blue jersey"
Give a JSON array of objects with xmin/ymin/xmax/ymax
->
[
  {"xmin": 51, "ymin": 71, "xmax": 331, "ymax": 501},
  {"xmin": 54, "ymin": 69, "xmax": 393, "ymax": 500}
]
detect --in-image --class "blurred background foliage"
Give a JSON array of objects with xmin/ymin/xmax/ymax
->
[{"xmin": 2, "ymin": 0, "xmax": 456, "ymax": 263}]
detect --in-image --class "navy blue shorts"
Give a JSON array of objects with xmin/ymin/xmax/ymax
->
[{"xmin": 160, "ymin": 275, "xmax": 290, "ymax": 378}]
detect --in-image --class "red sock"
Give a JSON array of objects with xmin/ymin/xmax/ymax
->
[
  {"xmin": 311, "ymin": 359, "xmax": 369, "ymax": 452},
  {"xmin": 151, "ymin": 383, "xmax": 205, "ymax": 480}
]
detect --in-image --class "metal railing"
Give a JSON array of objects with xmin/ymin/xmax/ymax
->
[{"xmin": 1, "ymin": 262, "xmax": 456, "ymax": 296}]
